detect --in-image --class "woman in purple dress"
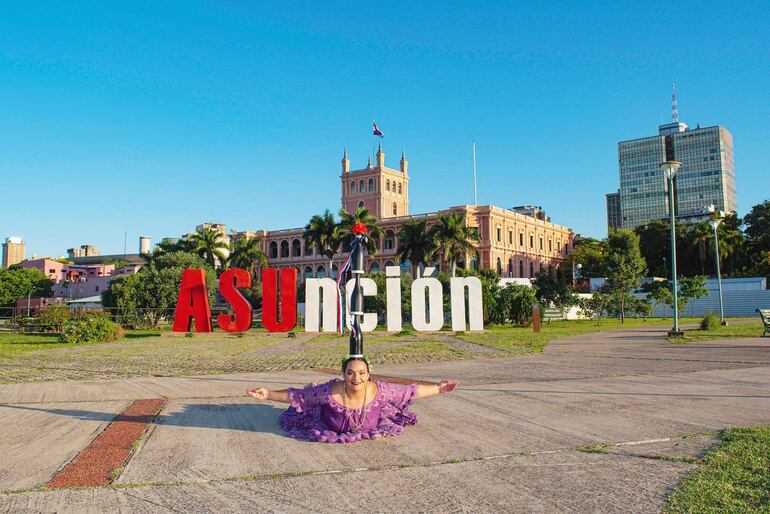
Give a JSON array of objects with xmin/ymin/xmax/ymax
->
[{"xmin": 246, "ymin": 357, "xmax": 458, "ymax": 443}]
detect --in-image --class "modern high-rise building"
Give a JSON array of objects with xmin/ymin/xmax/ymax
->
[
  {"xmin": 612, "ymin": 119, "xmax": 735, "ymax": 230},
  {"xmin": 606, "ymin": 191, "xmax": 621, "ymax": 230},
  {"xmin": 2, "ymin": 237, "xmax": 25, "ymax": 267}
]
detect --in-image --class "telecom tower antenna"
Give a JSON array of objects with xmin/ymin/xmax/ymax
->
[{"xmin": 671, "ymin": 83, "xmax": 679, "ymax": 123}]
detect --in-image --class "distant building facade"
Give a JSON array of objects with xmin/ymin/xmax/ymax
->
[
  {"xmin": 613, "ymin": 120, "xmax": 736, "ymax": 230},
  {"xmin": 67, "ymin": 245, "xmax": 100, "ymax": 259},
  {"xmin": 606, "ymin": 191, "xmax": 621, "ymax": 230},
  {"xmin": 191, "ymin": 147, "xmax": 575, "ymax": 279},
  {"xmin": 2, "ymin": 237, "xmax": 25, "ymax": 268},
  {"xmin": 23, "ymin": 259, "xmax": 140, "ymax": 300}
]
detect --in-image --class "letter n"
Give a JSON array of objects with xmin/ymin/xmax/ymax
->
[
  {"xmin": 450, "ymin": 276, "xmax": 484, "ymax": 331},
  {"xmin": 217, "ymin": 268, "xmax": 253, "ymax": 332},
  {"xmin": 172, "ymin": 269, "xmax": 212, "ymax": 332},
  {"xmin": 262, "ymin": 268, "xmax": 297, "ymax": 332}
]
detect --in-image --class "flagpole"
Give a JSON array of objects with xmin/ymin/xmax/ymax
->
[{"xmin": 472, "ymin": 140, "xmax": 478, "ymax": 206}]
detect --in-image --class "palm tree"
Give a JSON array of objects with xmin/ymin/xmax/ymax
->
[
  {"xmin": 229, "ymin": 236, "xmax": 268, "ymax": 281},
  {"xmin": 688, "ymin": 222, "xmax": 712, "ymax": 275},
  {"xmin": 338, "ymin": 207, "xmax": 383, "ymax": 257},
  {"xmin": 428, "ymin": 212, "xmax": 480, "ymax": 276},
  {"xmin": 303, "ymin": 210, "xmax": 341, "ymax": 277},
  {"xmin": 397, "ymin": 220, "xmax": 433, "ymax": 278},
  {"xmin": 188, "ymin": 227, "xmax": 229, "ymax": 270}
]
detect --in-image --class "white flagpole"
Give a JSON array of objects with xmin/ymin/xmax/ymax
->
[{"xmin": 472, "ymin": 141, "xmax": 478, "ymax": 206}]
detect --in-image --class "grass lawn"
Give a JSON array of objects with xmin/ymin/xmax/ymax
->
[
  {"xmin": 0, "ymin": 317, "xmax": 755, "ymax": 383},
  {"xmin": 668, "ymin": 320, "xmax": 765, "ymax": 343},
  {"xmin": 663, "ymin": 425, "xmax": 770, "ymax": 513}
]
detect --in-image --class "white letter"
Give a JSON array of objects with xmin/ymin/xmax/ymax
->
[
  {"xmin": 450, "ymin": 276, "xmax": 484, "ymax": 331},
  {"xmin": 304, "ymin": 278, "xmax": 338, "ymax": 332},
  {"xmin": 411, "ymin": 277, "xmax": 443, "ymax": 331},
  {"xmin": 345, "ymin": 278, "xmax": 378, "ymax": 332},
  {"xmin": 385, "ymin": 266, "xmax": 402, "ymax": 332}
]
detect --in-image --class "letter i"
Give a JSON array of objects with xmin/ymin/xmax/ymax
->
[{"xmin": 385, "ymin": 265, "xmax": 402, "ymax": 332}]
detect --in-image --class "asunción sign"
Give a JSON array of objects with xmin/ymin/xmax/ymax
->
[{"xmin": 172, "ymin": 266, "xmax": 484, "ymax": 333}]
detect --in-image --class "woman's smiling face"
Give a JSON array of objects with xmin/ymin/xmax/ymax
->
[{"xmin": 344, "ymin": 359, "xmax": 369, "ymax": 393}]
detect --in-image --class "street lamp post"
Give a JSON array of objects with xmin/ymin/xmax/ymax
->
[
  {"xmin": 661, "ymin": 160, "xmax": 683, "ymax": 336},
  {"xmin": 709, "ymin": 214, "xmax": 726, "ymax": 325}
]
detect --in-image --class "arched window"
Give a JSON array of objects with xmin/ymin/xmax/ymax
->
[
  {"xmin": 539, "ymin": 237, "xmax": 543, "ymax": 251},
  {"xmin": 291, "ymin": 239, "xmax": 301, "ymax": 257},
  {"xmin": 398, "ymin": 183, "xmax": 402, "ymax": 194},
  {"xmin": 519, "ymin": 232, "xmax": 525, "ymax": 247},
  {"xmin": 508, "ymin": 230, "xmax": 513, "ymax": 245},
  {"xmin": 384, "ymin": 260, "xmax": 395, "ymax": 268},
  {"xmin": 350, "ymin": 181, "xmax": 356, "ymax": 194},
  {"xmin": 470, "ymin": 257, "xmax": 478, "ymax": 271},
  {"xmin": 269, "ymin": 241, "xmax": 278, "ymax": 259},
  {"xmin": 530, "ymin": 234, "xmax": 535, "ymax": 248},
  {"xmin": 280, "ymin": 240, "xmax": 289, "ymax": 258},
  {"xmin": 386, "ymin": 180, "xmax": 390, "ymax": 192},
  {"xmin": 508, "ymin": 259, "xmax": 513, "ymax": 277},
  {"xmin": 358, "ymin": 201, "xmax": 365, "ymax": 208},
  {"xmin": 519, "ymin": 260, "xmax": 524, "ymax": 277},
  {"xmin": 359, "ymin": 180, "xmax": 365, "ymax": 194},
  {"xmin": 304, "ymin": 266, "xmax": 313, "ymax": 280},
  {"xmin": 548, "ymin": 239, "xmax": 552, "ymax": 252},
  {"xmin": 400, "ymin": 259, "xmax": 411, "ymax": 274},
  {"xmin": 331, "ymin": 264, "xmax": 339, "ymax": 279},
  {"xmin": 496, "ymin": 226, "xmax": 502, "ymax": 242},
  {"xmin": 496, "ymin": 257, "xmax": 502, "ymax": 274},
  {"xmin": 368, "ymin": 178, "xmax": 374, "ymax": 192},
  {"xmin": 316, "ymin": 264, "xmax": 326, "ymax": 278},
  {"xmin": 370, "ymin": 262, "xmax": 380, "ymax": 273},
  {"xmin": 392, "ymin": 202, "xmax": 397, "ymax": 215},
  {"xmin": 529, "ymin": 262, "xmax": 534, "ymax": 277}
]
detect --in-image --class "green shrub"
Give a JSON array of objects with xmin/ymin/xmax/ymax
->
[
  {"xmin": 701, "ymin": 312, "xmax": 721, "ymax": 331},
  {"xmin": 59, "ymin": 311, "xmax": 124, "ymax": 344},
  {"xmin": 36, "ymin": 304, "xmax": 70, "ymax": 332}
]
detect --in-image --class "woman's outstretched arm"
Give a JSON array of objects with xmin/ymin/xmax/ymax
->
[
  {"xmin": 245, "ymin": 388, "xmax": 291, "ymax": 403},
  {"xmin": 415, "ymin": 380, "xmax": 458, "ymax": 400}
]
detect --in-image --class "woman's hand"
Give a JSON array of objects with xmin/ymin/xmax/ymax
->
[
  {"xmin": 246, "ymin": 388, "xmax": 269, "ymax": 400},
  {"xmin": 439, "ymin": 380, "xmax": 458, "ymax": 394}
]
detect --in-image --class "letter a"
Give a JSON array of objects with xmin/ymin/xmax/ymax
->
[
  {"xmin": 262, "ymin": 268, "xmax": 298, "ymax": 332},
  {"xmin": 172, "ymin": 269, "xmax": 212, "ymax": 332},
  {"xmin": 217, "ymin": 268, "xmax": 253, "ymax": 332}
]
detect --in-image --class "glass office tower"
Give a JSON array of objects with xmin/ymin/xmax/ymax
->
[{"xmin": 616, "ymin": 122, "xmax": 735, "ymax": 230}]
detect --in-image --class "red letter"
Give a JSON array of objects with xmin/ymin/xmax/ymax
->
[
  {"xmin": 261, "ymin": 268, "xmax": 297, "ymax": 332},
  {"xmin": 172, "ymin": 269, "xmax": 212, "ymax": 332},
  {"xmin": 217, "ymin": 268, "xmax": 253, "ymax": 332}
]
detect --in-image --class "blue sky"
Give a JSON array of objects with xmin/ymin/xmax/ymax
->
[{"xmin": 2, "ymin": 1, "xmax": 769, "ymax": 258}]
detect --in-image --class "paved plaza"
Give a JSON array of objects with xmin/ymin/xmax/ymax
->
[{"xmin": 0, "ymin": 326, "xmax": 768, "ymax": 513}]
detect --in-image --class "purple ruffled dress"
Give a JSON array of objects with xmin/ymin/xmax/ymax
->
[{"xmin": 279, "ymin": 379, "xmax": 418, "ymax": 443}]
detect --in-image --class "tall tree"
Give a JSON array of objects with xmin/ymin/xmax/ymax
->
[
  {"xmin": 228, "ymin": 236, "xmax": 268, "ymax": 280},
  {"xmin": 188, "ymin": 228, "xmax": 229, "ymax": 270},
  {"xmin": 687, "ymin": 222, "xmax": 713, "ymax": 276},
  {"xmin": 562, "ymin": 237, "xmax": 608, "ymax": 280},
  {"xmin": 338, "ymin": 206, "xmax": 382, "ymax": 256},
  {"xmin": 427, "ymin": 212, "xmax": 480, "ymax": 277},
  {"xmin": 532, "ymin": 267, "xmax": 578, "ymax": 310},
  {"xmin": 603, "ymin": 229, "xmax": 647, "ymax": 322},
  {"xmin": 396, "ymin": 220, "xmax": 433, "ymax": 278},
  {"xmin": 303, "ymin": 210, "xmax": 341, "ymax": 277},
  {"xmin": 0, "ymin": 267, "xmax": 53, "ymax": 306},
  {"xmin": 744, "ymin": 200, "xmax": 770, "ymax": 275}
]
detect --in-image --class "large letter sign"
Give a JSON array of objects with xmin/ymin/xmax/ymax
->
[
  {"xmin": 217, "ymin": 268, "xmax": 253, "ymax": 332},
  {"xmin": 172, "ymin": 269, "xmax": 212, "ymax": 333},
  {"xmin": 172, "ymin": 266, "xmax": 484, "ymax": 333},
  {"xmin": 261, "ymin": 268, "xmax": 298, "ymax": 332}
]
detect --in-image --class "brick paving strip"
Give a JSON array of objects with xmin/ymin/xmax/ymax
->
[
  {"xmin": 47, "ymin": 398, "xmax": 167, "ymax": 489},
  {"xmin": 315, "ymin": 368, "xmax": 437, "ymax": 386}
]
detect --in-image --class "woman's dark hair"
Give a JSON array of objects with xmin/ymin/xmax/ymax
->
[{"xmin": 342, "ymin": 356, "xmax": 370, "ymax": 373}]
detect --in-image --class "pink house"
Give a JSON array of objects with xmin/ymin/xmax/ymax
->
[{"xmin": 23, "ymin": 259, "xmax": 141, "ymax": 301}]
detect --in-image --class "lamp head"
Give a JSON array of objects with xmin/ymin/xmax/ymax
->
[{"xmin": 660, "ymin": 160, "xmax": 682, "ymax": 180}]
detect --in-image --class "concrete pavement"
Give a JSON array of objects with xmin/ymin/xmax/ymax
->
[{"xmin": 0, "ymin": 325, "xmax": 768, "ymax": 513}]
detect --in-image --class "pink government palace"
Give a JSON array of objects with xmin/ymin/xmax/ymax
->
[{"xmin": 233, "ymin": 146, "xmax": 575, "ymax": 280}]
